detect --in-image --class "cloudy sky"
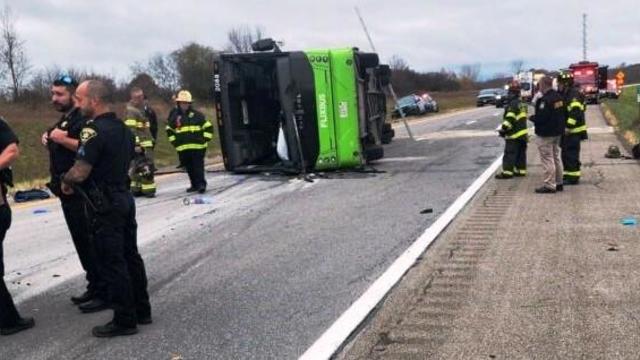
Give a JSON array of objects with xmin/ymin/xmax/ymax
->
[{"xmin": 5, "ymin": 0, "xmax": 640, "ymax": 81}]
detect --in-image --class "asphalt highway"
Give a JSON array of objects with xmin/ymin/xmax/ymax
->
[{"xmin": 0, "ymin": 106, "xmax": 504, "ymax": 359}]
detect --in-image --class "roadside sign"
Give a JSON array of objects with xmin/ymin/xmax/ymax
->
[{"xmin": 617, "ymin": 71, "xmax": 625, "ymax": 87}]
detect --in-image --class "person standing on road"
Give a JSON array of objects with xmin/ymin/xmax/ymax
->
[
  {"xmin": 41, "ymin": 75, "xmax": 107, "ymax": 313},
  {"xmin": 0, "ymin": 115, "xmax": 35, "ymax": 336},
  {"xmin": 143, "ymin": 95, "xmax": 158, "ymax": 146},
  {"xmin": 558, "ymin": 72, "xmax": 587, "ymax": 185},
  {"xmin": 166, "ymin": 90, "xmax": 213, "ymax": 193},
  {"xmin": 530, "ymin": 76, "xmax": 566, "ymax": 194},
  {"xmin": 495, "ymin": 83, "xmax": 529, "ymax": 179},
  {"xmin": 62, "ymin": 80, "xmax": 151, "ymax": 337},
  {"xmin": 125, "ymin": 87, "xmax": 156, "ymax": 198}
]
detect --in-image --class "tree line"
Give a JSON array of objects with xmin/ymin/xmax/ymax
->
[{"xmin": 0, "ymin": 4, "xmax": 264, "ymax": 104}]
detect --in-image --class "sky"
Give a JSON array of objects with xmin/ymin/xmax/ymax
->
[{"xmin": 4, "ymin": 0, "xmax": 640, "ymax": 81}]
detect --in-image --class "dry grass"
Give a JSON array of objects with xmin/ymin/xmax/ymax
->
[{"xmin": 0, "ymin": 100, "xmax": 220, "ymax": 188}]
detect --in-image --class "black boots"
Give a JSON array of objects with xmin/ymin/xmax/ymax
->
[{"xmin": 0, "ymin": 317, "xmax": 35, "ymax": 336}]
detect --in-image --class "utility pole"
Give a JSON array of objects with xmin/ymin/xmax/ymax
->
[
  {"xmin": 354, "ymin": 6, "xmax": 415, "ymax": 140},
  {"xmin": 582, "ymin": 13, "xmax": 588, "ymax": 61}
]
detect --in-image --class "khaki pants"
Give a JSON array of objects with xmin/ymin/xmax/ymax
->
[{"xmin": 536, "ymin": 136, "xmax": 563, "ymax": 190}]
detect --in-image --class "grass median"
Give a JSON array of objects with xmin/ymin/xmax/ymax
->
[{"xmin": 602, "ymin": 86, "xmax": 640, "ymax": 144}]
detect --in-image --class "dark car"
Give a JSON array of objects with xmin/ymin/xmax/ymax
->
[
  {"xmin": 494, "ymin": 88, "xmax": 508, "ymax": 108},
  {"xmin": 420, "ymin": 93, "xmax": 439, "ymax": 113},
  {"xmin": 392, "ymin": 94, "xmax": 427, "ymax": 118},
  {"xmin": 477, "ymin": 88, "xmax": 501, "ymax": 107}
]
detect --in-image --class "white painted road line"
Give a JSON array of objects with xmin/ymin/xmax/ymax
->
[
  {"xmin": 465, "ymin": 120, "xmax": 477, "ymax": 125},
  {"xmin": 375, "ymin": 156, "xmax": 432, "ymax": 163},
  {"xmin": 299, "ymin": 155, "xmax": 504, "ymax": 360}
]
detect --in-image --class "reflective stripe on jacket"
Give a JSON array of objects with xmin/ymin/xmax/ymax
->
[
  {"xmin": 502, "ymin": 99, "xmax": 529, "ymax": 140},
  {"xmin": 166, "ymin": 107, "xmax": 213, "ymax": 152}
]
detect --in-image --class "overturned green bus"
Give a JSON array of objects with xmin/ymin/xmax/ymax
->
[{"xmin": 213, "ymin": 40, "xmax": 393, "ymax": 173}]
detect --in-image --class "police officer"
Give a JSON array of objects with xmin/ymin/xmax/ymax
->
[
  {"xmin": 42, "ymin": 75, "xmax": 107, "ymax": 312},
  {"xmin": 496, "ymin": 83, "xmax": 529, "ymax": 179},
  {"xmin": 0, "ymin": 115, "xmax": 35, "ymax": 335},
  {"xmin": 125, "ymin": 87, "xmax": 156, "ymax": 197},
  {"xmin": 530, "ymin": 76, "xmax": 566, "ymax": 193},
  {"xmin": 558, "ymin": 72, "xmax": 587, "ymax": 185},
  {"xmin": 62, "ymin": 80, "xmax": 151, "ymax": 337},
  {"xmin": 166, "ymin": 90, "xmax": 213, "ymax": 193}
]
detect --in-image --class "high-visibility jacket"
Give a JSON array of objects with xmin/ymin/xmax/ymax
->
[
  {"xmin": 166, "ymin": 107, "xmax": 213, "ymax": 152},
  {"xmin": 501, "ymin": 98, "xmax": 529, "ymax": 140},
  {"xmin": 564, "ymin": 87, "xmax": 587, "ymax": 139},
  {"xmin": 124, "ymin": 103, "xmax": 154, "ymax": 148}
]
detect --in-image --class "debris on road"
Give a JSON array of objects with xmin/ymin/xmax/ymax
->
[
  {"xmin": 420, "ymin": 208, "xmax": 434, "ymax": 214},
  {"xmin": 183, "ymin": 196, "xmax": 213, "ymax": 205},
  {"xmin": 14, "ymin": 189, "xmax": 50, "ymax": 203},
  {"xmin": 33, "ymin": 209, "xmax": 49, "ymax": 215},
  {"xmin": 620, "ymin": 217, "xmax": 638, "ymax": 226}
]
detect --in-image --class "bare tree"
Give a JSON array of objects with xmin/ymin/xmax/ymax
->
[
  {"xmin": 389, "ymin": 55, "xmax": 409, "ymax": 71},
  {"xmin": 225, "ymin": 25, "xmax": 265, "ymax": 53},
  {"xmin": 459, "ymin": 63, "xmax": 481, "ymax": 82},
  {"xmin": 0, "ymin": 5, "xmax": 30, "ymax": 101},
  {"xmin": 510, "ymin": 59, "xmax": 525, "ymax": 74},
  {"xmin": 132, "ymin": 53, "xmax": 180, "ymax": 96}
]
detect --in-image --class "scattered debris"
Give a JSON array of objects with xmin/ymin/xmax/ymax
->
[
  {"xmin": 183, "ymin": 196, "xmax": 213, "ymax": 205},
  {"xmin": 621, "ymin": 217, "xmax": 638, "ymax": 226},
  {"xmin": 52, "ymin": 274, "xmax": 61, "ymax": 278},
  {"xmin": 170, "ymin": 353, "xmax": 184, "ymax": 360},
  {"xmin": 607, "ymin": 246, "xmax": 619, "ymax": 252},
  {"xmin": 14, "ymin": 189, "xmax": 51, "ymax": 203},
  {"xmin": 605, "ymin": 145, "xmax": 621, "ymax": 159},
  {"xmin": 420, "ymin": 208, "xmax": 434, "ymax": 214}
]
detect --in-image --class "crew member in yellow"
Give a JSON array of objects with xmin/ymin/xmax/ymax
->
[
  {"xmin": 124, "ymin": 87, "xmax": 156, "ymax": 197},
  {"xmin": 166, "ymin": 90, "xmax": 213, "ymax": 193},
  {"xmin": 495, "ymin": 83, "xmax": 529, "ymax": 179}
]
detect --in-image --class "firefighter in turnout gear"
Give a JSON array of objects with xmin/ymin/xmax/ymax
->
[
  {"xmin": 166, "ymin": 90, "xmax": 213, "ymax": 193},
  {"xmin": 125, "ymin": 87, "xmax": 156, "ymax": 197},
  {"xmin": 558, "ymin": 72, "xmax": 587, "ymax": 185},
  {"xmin": 495, "ymin": 83, "xmax": 529, "ymax": 179}
]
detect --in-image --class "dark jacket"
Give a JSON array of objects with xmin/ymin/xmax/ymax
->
[
  {"xmin": 166, "ymin": 107, "xmax": 213, "ymax": 152},
  {"xmin": 531, "ymin": 89, "xmax": 565, "ymax": 137},
  {"xmin": 563, "ymin": 87, "xmax": 587, "ymax": 140},
  {"xmin": 501, "ymin": 98, "xmax": 529, "ymax": 140}
]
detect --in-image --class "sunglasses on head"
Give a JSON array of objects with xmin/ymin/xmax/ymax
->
[{"xmin": 53, "ymin": 75, "xmax": 78, "ymax": 87}]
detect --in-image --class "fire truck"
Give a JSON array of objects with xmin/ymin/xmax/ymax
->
[{"xmin": 568, "ymin": 61, "xmax": 608, "ymax": 104}]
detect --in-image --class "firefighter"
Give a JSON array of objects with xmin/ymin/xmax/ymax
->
[
  {"xmin": 125, "ymin": 87, "xmax": 156, "ymax": 197},
  {"xmin": 166, "ymin": 90, "xmax": 213, "ymax": 193},
  {"xmin": 62, "ymin": 80, "xmax": 151, "ymax": 337},
  {"xmin": 495, "ymin": 83, "xmax": 529, "ymax": 179},
  {"xmin": 558, "ymin": 72, "xmax": 587, "ymax": 185}
]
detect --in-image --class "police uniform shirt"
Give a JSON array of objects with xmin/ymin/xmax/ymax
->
[
  {"xmin": 0, "ymin": 118, "xmax": 18, "ymax": 201},
  {"xmin": 76, "ymin": 112, "xmax": 135, "ymax": 187},
  {"xmin": 48, "ymin": 107, "xmax": 88, "ymax": 176}
]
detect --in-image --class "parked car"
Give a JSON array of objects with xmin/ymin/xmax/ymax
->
[
  {"xmin": 494, "ymin": 88, "xmax": 508, "ymax": 108},
  {"xmin": 392, "ymin": 94, "xmax": 427, "ymax": 118},
  {"xmin": 476, "ymin": 88, "xmax": 502, "ymax": 107},
  {"xmin": 420, "ymin": 93, "xmax": 439, "ymax": 113}
]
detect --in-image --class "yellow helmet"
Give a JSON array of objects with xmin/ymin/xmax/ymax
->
[{"xmin": 176, "ymin": 90, "xmax": 193, "ymax": 103}]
